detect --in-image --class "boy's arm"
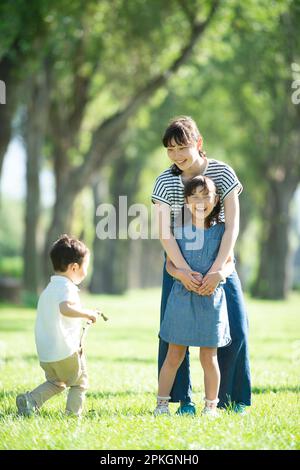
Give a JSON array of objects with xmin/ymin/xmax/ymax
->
[{"xmin": 59, "ymin": 301, "xmax": 98, "ymax": 323}]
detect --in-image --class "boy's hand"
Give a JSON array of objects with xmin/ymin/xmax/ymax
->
[{"xmin": 86, "ymin": 310, "xmax": 99, "ymax": 323}]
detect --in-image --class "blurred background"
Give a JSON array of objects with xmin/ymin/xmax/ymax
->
[{"xmin": 0, "ymin": 0, "xmax": 300, "ymax": 305}]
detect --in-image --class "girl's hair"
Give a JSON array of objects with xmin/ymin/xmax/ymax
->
[
  {"xmin": 183, "ymin": 175, "xmax": 221, "ymax": 227},
  {"xmin": 162, "ymin": 116, "xmax": 206, "ymax": 176},
  {"xmin": 50, "ymin": 234, "xmax": 89, "ymax": 272}
]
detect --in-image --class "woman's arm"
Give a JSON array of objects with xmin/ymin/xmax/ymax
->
[
  {"xmin": 167, "ymin": 254, "xmax": 234, "ymax": 287},
  {"xmin": 154, "ymin": 201, "xmax": 201, "ymax": 292},
  {"xmin": 218, "ymin": 254, "xmax": 235, "ymax": 280},
  {"xmin": 198, "ymin": 190, "xmax": 239, "ymax": 295},
  {"xmin": 154, "ymin": 201, "xmax": 190, "ymax": 269},
  {"xmin": 166, "ymin": 256, "xmax": 203, "ymax": 284}
]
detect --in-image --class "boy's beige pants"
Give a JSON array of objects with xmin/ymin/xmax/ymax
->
[{"xmin": 30, "ymin": 351, "xmax": 88, "ymax": 416}]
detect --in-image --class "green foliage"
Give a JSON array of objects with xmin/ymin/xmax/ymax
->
[{"xmin": 0, "ymin": 257, "xmax": 23, "ymax": 279}]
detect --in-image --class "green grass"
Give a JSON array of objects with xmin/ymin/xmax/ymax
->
[{"xmin": 0, "ymin": 289, "xmax": 299, "ymax": 450}]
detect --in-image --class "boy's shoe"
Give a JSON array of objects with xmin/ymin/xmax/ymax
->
[
  {"xmin": 175, "ymin": 402, "xmax": 196, "ymax": 416},
  {"xmin": 16, "ymin": 392, "xmax": 37, "ymax": 417},
  {"xmin": 153, "ymin": 406, "xmax": 170, "ymax": 416},
  {"xmin": 65, "ymin": 410, "xmax": 82, "ymax": 420}
]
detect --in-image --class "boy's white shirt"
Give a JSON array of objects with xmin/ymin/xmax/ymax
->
[{"xmin": 35, "ymin": 275, "xmax": 82, "ymax": 362}]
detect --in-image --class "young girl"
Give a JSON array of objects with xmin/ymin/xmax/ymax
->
[
  {"xmin": 154, "ymin": 176, "xmax": 234, "ymax": 416},
  {"xmin": 152, "ymin": 116, "xmax": 251, "ymax": 415}
]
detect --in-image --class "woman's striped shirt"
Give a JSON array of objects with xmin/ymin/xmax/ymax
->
[{"xmin": 151, "ymin": 158, "xmax": 243, "ymax": 227}]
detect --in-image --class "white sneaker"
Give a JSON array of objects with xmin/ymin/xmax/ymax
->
[
  {"xmin": 16, "ymin": 392, "xmax": 37, "ymax": 417},
  {"xmin": 201, "ymin": 406, "xmax": 219, "ymax": 417},
  {"xmin": 201, "ymin": 397, "xmax": 220, "ymax": 417},
  {"xmin": 153, "ymin": 406, "xmax": 170, "ymax": 416}
]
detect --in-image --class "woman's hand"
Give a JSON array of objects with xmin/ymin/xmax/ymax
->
[
  {"xmin": 177, "ymin": 269, "xmax": 203, "ymax": 292},
  {"xmin": 198, "ymin": 271, "xmax": 223, "ymax": 296}
]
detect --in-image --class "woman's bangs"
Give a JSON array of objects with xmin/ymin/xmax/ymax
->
[{"xmin": 163, "ymin": 126, "xmax": 191, "ymax": 147}]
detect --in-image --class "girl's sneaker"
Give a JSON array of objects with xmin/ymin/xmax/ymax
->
[
  {"xmin": 16, "ymin": 392, "xmax": 37, "ymax": 417},
  {"xmin": 153, "ymin": 405, "xmax": 171, "ymax": 416},
  {"xmin": 153, "ymin": 395, "xmax": 171, "ymax": 416},
  {"xmin": 201, "ymin": 406, "xmax": 219, "ymax": 417},
  {"xmin": 201, "ymin": 397, "xmax": 219, "ymax": 417}
]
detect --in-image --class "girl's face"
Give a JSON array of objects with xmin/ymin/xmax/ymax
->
[
  {"xmin": 166, "ymin": 137, "xmax": 204, "ymax": 170},
  {"xmin": 186, "ymin": 183, "xmax": 219, "ymax": 221}
]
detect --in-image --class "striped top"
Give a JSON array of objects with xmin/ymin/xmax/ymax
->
[{"xmin": 151, "ymin": 158, "xmax": 243, "ymax": 227}]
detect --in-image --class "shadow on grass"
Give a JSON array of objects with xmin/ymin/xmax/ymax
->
[
  {"xmin": 0, "ymin": 325, "xmax": 32, "ymax": 332},
  {"xmin": 3, "ymin": 355, "xmax": 155, "ymax": 365},
  {"xmin": 252, "ymin": 385, "xmax": 300, "ymax": 394},
  {"xmin": 1, "ymin": 355, "xmax": 37, "ymax": 364},
  {"xmin": 89, "ymin": 356, "xmax": 155, "ymax": 364},
  {"xmin": 87, "ymin": 390, "xmax": 153, "ymax": 399}
]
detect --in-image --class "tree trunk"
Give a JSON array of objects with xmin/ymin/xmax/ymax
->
[
  {"xmin": 89, "ymin": 170, "xmax": 131, "ymax": 295},
  {"xmin": 43, "ymin": 185, "xmax": 77, "ymax": 280},
  {"xmin": 252, "ymin": 178, "xmax": 298, "ymax": 299},
  {"xmin": 0, "ymin": 56, "xmax": 19, "ymax": 191},
  {"xmin": 23, "ymin": 69, "xmax": 49, "ymax": 293}
]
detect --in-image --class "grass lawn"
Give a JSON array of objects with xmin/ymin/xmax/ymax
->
[{"xmin": 0, "ymin": 288, "xmax": 299, "ymax": 450}]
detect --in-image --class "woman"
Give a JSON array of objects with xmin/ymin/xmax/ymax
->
[{"xmin": 151, "ymin": 116, "xmax": 251, "ymax": 415}]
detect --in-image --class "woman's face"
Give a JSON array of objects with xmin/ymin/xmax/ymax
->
[
  {"xmin": 166, "ymin": 137, "xmax": 203, "ymax": 171},
  {"xmin": 186, "ymin": 184, "xmax": 219, "ymax": 221}
]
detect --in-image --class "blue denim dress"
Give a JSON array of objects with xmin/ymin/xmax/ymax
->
[{"xmin": 159, "ymin": 223, "xmax": 231, "ymax": 348}]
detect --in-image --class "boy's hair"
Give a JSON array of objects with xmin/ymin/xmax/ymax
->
[
  {"xmin": 183, "ymin": 175, "xmax": 221, "ymax": 227},
  {"xmin": 162, "ymin": 116, "xmax": 206, "ymax": 176},
  {"xmin": 50, "ymin": 234, "xmax": 89, "ymax": 272}
]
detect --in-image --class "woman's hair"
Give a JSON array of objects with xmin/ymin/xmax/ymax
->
[
  {"xmin": 50, "ymin": 234, "xmax": 89, "ymax": 272},
  {"xmin": 162, "ymin": 116, "xmax": 206, "ymax": 175},
  {"xmin": 183, "ymin": 175, "xmax": 221, "ymax": 227}
]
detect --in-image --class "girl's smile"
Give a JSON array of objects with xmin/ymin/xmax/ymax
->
[{"xmin": 186, "ymin": 184, "xmax": 219, "ymax": 227}]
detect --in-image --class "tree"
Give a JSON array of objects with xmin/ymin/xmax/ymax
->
[
  {"xmin": 23, "ymin": 63, "xmax": 49, "ymax": 293},
  {"xmin": 216, "ymin": 0, "xmax": 300, "ymax": 298},
  {"xmin": 42, "ymin": 0, "xmax": 221, "ymax": 279},
  {"xmin": 0, "ymin": 0, "xmax": 51, "ymax": 185}
]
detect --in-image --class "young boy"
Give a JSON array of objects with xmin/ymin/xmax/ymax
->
[{"xmin": 16, "ymin": 234, "xmax": 99, "ymax": 417}]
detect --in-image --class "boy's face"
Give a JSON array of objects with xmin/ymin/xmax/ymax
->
[
  {"xmin": 166, "ymin": 137, "xmax": 203, "ymax": 170},
  {"xmin": 68, "ymin": 252, "xmax": 90, "ymax": 285}
]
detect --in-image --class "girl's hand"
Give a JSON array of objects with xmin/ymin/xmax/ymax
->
[
  {"xmin": 198, "ymin": 271, "xmax": 223, "ymax": 296},
  {"xmin": 177, "ymin": 269, "xmax": 203, "ymax": 292}
]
